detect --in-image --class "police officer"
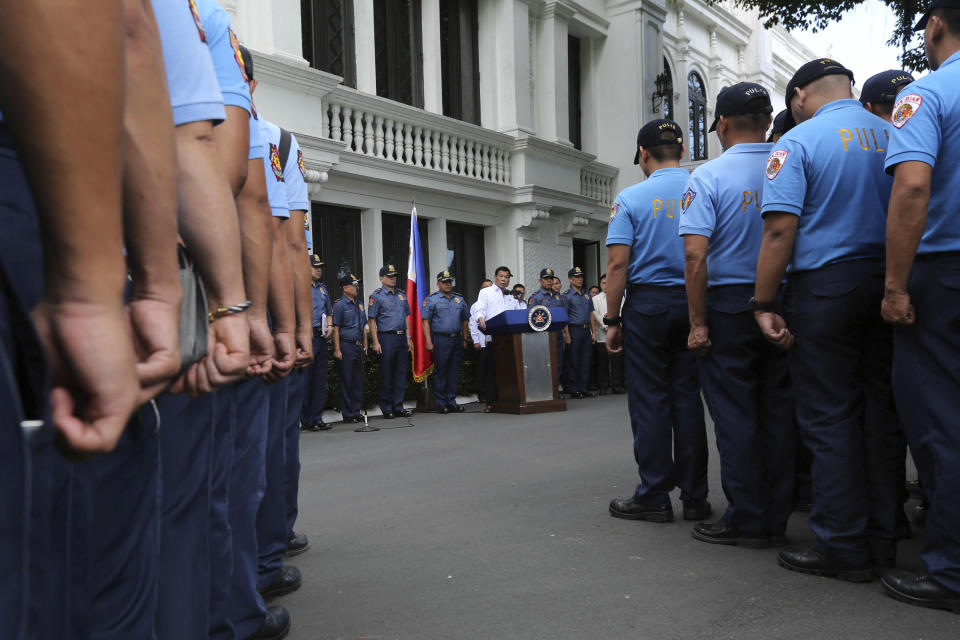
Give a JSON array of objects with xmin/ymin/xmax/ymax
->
[
  {"xmin": 561, "ymin": 266, "xmax": 595, "ymax": 399},
  {"xmin": 679, "ymin": 82, "xmax": 795, "ymax": 548},
  {"xmin": 368, "ymin": 264, "xmax": 413, "ymax": 418},
  {"xmin": 423, "ymin": 270, "xmax": 470, "ymax": 413},
  {"xmin": 302, "ymin": 254, "xmax": 333, "ymax": 431},
  {"xmin": 333, "ymin": 274, "xmax": 369, "ymax": 424},
  {"xmin": 860, "ymin": 69, "xmax": 915, "ymax": 121},
  {"xmin": 529, "ymin": 268, "xmax": 566, "ymax": 390},
  {"xmin": 755, "ymin": 58, "xmax": 900, "ymax": 580},
  {"xmin": 604, "ymin": 119, "xmax": 710, "ymax": 524},
  {"xmin": 880, "ymin": 0, "xmax": 960, "ymax": 610}
]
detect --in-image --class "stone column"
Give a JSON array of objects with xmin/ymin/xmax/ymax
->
[
  {"xmin": 534, "ymin": 1, "xmax": 574, "ymax": 143},
  {"xmin": 421, "ymin": 0, "xmax": 444, "ymax": 115},
  {"xmin": 354, "ymin": 0, "xmax": 378, "ymax": 95}
]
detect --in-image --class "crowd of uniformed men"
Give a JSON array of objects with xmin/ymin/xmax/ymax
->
[
  {"xmin": 602, "ymin": 0, "xmax": 960, "ymax": 614},
  {"xmin": 2, "ymin": 1, "xmax": 960, "ymax": 639}
]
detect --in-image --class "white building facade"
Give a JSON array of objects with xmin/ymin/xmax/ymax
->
[{"xmin": 222, "ymin": 0, "xmax": 815, "ymax": 300}]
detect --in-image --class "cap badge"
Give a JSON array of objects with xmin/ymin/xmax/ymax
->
[
  {"xmin": 765, "ymin": 150, "xmax": 789, "ymax": 180},
  {"xmin": 892, "ymin": 94, "xmax": 922, "ymax": 129}
]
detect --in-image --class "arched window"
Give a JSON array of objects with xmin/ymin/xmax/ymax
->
[
  {"xmin": 662, "ymin": 57, "xmax": 674, "ymax": 121},
  {"xmin": 688, "ymin": 72, "xmax": 708, "ymax": 160}
]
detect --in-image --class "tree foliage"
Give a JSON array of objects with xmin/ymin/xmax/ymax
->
[{"xmin": 721, "ymin": 0, "xmax": 929, "ymax": 71}]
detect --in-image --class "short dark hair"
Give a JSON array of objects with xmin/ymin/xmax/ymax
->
[
  {"xmin": 494, "ymin": 266, "xmax": 511, "ymax": 276},
  {"xmin": 647, "ymin": 144, "xmax": 684, "ymax": 162},
  {"xmin": 935, "ymin": 8, "xmax": 960, "ymax": 35},
  {"xmin": 513, "ymin": 284, "xmax": 525, "ymax": 291},
  {"xmin": 600, "ymin": 272, "xmax": 607, "ymax": 280},
  {"xmin": 481, "ymin": 278, "xmax": 492, "ymax": 285},
  {"xmin": 725, "ymin": 113, "xmax": 771, "ymax": 133},
  {"xmin": 238, "ymin": 45, "xmax": 254, "ymax": 81}
]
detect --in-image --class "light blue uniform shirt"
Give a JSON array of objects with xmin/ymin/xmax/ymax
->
[
  {"xmin": 283, "ymin": 134, "xmax": 310, "ymax": 212},
  {"xmin": 368, "ymin": 287, "xmax": 410, "ymax": 332},
  {"xmin": 333, "ymin": 296, "xmax": 367, "ymax": 342},
  {"xmin": 152, "ymin": 0, "xmax": 225, "ymax": 126},
  {"xmin": 562, "ymin": 288, "xmax": 594, "ymax": 324},
  {"xmin": 606, "ymin": 167, "xmax": 690, "ymax": 286},
  {"xmin": 679, "ymin": 143, "xmax": 772, "ymax": 286},
  {"xmin": 195, "ymin": 0, "xmax": 251, "ymax": 112},
  {"xmin": 248, "ymin": 111, "xmax": 262, "ymax": 160},
  {"xmin": 884, "ymin": 50, "xmax": 960, "ymax": 256},
  {"xmin": 422, "ymin": 291, "xmax": 470, "ymax": 334},
  {"xmin": 761, "ymin": 99, "xmax": 893, "ymax": 272},
  {"xmin": 259, "ymin": 118, "xmax": 288, "ymax": 218},
  {"xmin": 311, "ymin": 281, "xmax": 332, "ymax": 328}
]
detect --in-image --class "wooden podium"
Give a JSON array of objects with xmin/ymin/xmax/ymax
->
[{"xmin": 484, "ymin": 308, "xmax": 568, "ymax": 414}]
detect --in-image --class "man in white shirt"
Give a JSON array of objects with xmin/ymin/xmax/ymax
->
[
  {"xmin": 470, "ymin": 280, "xmax": 493, "ymax": 403},
  {"xmin": 476, "ymin": 266, "xmax": 520, "ymax": 330},
  {"xmin": 591, "ymin": 274, "xmax": 625, "ymax": 394}
]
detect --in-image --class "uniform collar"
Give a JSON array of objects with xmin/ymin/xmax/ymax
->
[
  {"xmin": 649, "ymin": 167, "xmax": 689, "ymax": 180},
  {"xmin": 812, "ymin": 98, "xmax": 862, "ymax": 119},
  {"xmin": 940, "ymin": 49, "xmax": 960, "ymax": 69},
  {"xmin": 312, "ymin": 280, "xmax": 324, "ymax": 288},
  {"xmin": 723, "ymin": 142, "xmax": 772, "ymax": 155},
  {"xmin": 383, "ymin": 286, "xmax": 396, "ymax": 295}
]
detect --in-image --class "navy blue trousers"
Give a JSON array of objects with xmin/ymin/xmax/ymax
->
[
  {"xmin": 257, "ymin": 378, "xmax": 289, "ymax": 588},
  {"xmin": 225, "ymin": 378, "xmax": 268, "ymax": 639},
  {"xmin": 431, "ymin": 334, "xmax": 463, "ymax": 407},
  {"xmin": 88, "ymin": 406, "xmax": 161, "ymax": 640},
  {"xmin": 378, "ymin": 333, "xmax": 408, "ymax": 413},
  {"xmin": 209, "ymin": 385, "xmax": 235, "ymax": 640},
  {"xmin": 156, "ymin": 391, "xmax": 214, "ymax": 638},
  {"xmin": 786, "ymin": 258, "xmax": 902, "ymax": 566},
  {"xmin": 285, "ymin": 370, "xmax": 303, "ymax": 539},
  {"xmin": 699, "ymin": 284, "xmax": 795, "ymax": 536},
  {"xmin": 564, "ymin": 325, "xmax": 592, "ymax": 393},
  {"xmin": 339, "ymin": 341, "xmax": 364, "ymax": 418},
  {"xmin": 622, "ymin": 286, "xmax": 708, "ymax": 507},
  {"xmin": 894, "ymin": 253, "xmax": 960, "ymax": 590},
  {"xmin": 301, "ymin": 334, "xmax": 328, "ymax": 424}
]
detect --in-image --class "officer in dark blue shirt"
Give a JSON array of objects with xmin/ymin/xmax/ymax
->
[
  {"xmin": 756, "ymin": 58, "xmax": 900, "ymax": 580},
  {"xmin": 301, "ymin": 254, "xmax": 333, "ymax": 431},
  {"xmin": 423, "ymin": 270, "xmax": 470, "ymax": 414},
  {"xmin": 529, "ymin": 268, "xmax": 566, "ymax": 390},
  {"xmin": 561, "ymin": 267, "xmax": 595, "ymax": 398},
  {"xmin": 880, "ymin": 2, "xmax": 960, "ymax": 610},
  {"xmin": 368, "ymin": 264, "xmax": 412, "ymax": 418},
  {"xmin": 333, "ymin": 274, "xmax": 368, "ymax": 423}
]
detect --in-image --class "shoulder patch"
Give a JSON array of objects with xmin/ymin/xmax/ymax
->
[
  {"xmin": 369, "ymin": 296, "xmax": 375, "ymax": 307},
  {"xmin": 297, "ymin": 149, "xmax": 306, "ymax": 178},
  {"xmin": 229, "ymin": 29, "xmax": 248, "ymax": 82},
  {"xmin": 398, "ymin": 294, "xmax": 405, "ymax": 300},
  {"xmin": 765, "ymin": 150, "xmax": 789, "ymax": 180},
  {"xmin": 681, "ymin": 188, "xmax": 696, "ymax": 213},
  {"xmin": 892, "ymin": 94, "xmax": 923, "ymax": 129},
  {"xmin": 269, "ymin": 144, "xmax": 284, "ymax": 181},
  {"xmin": 610, "ymin": 201, "xmax": 621, "ymax": 220},
  {"xmin": 187, "ymin": 0, "xmax": 207, "ymax": 42}
]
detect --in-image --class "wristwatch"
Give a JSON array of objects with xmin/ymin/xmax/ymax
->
[
  {"xmin": 602, "ymin": 315, "xmax": 622, "ymax": 327},
  {"xmin": 748, "ymin": 297, "xmax": 776, "ymax": 313}
]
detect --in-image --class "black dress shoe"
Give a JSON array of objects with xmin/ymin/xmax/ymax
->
[
  {"xmin": 381, "ymin": 411, "xmax": 394, "ymax": 419},
  {"xmin": 682, "ymin": 498, "xmax": 712, "ymax": 521},
  {"xmin": 396, "ymin": 408, "xmax": 413, "ymax": 417},
  {"xmin": 286, "ymin": 532, "xmax": 310, "ymax": 557},
  {"xmin": 317, "ymin": 420, "xmax": 332, "ymax": 431},
  {"xmin": 437, "ymin": 406, "xmax": 449, "ymax": 414},
  {"xmin": 258, "ymin": 565, "xmax": 302, "ymax": 599},
  {"xmin": 449, "ymin": 403, "xmax": 465, "ymax": 413},
  {"xmin": 882, "ymin": 569, "xmax": 960, "ymax": 613},
  {"xmin": 582, "ymin": 391, "xmax": 595, "ymax": 398},
  {"xmin": 691, "ymin": 520, "xmax": 769, "ymax": 549},
  {"xmin": 570, "ymin": 391, "xmax": 584, "ymax": 399},
  {"xmin": 777, "ymin": 546, "xmax": 874, "ymax": 582},
  {"xmin": 612, "ymin": 386, "xmax": 626, "ymax": 394},
  {"xmin": 246, "ymin": 605, "xmax": 291, "ymax": 640},
  {"xmin": 608, "ymin": 497, "xmax": 673, "ymax": 522}
]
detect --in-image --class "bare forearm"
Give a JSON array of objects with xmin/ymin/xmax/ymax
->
[
  {"xmin": 0, "ymin": 0, "xmax": 126, "ymax": 304},
  {"xmin": 267, "ymin": 218, "xmax": 295, "ymax": 333},
  {"xmin": 755, "ymin": 216, "xmax": 797, "ymax": 303},
  {"xmin": 886, "ymin": 184, "xmax": 929, "ymax": 293},
  {"xmin": 175, "ymin": 122, "xmax": 246, "ymax": 307},
  {"xmin": 333, "ymin": 326, "xmax": 340, "ymax": 351},
  {"xmin": 285, "ymin": 209, "xmax": 313, "ymax": 332},
  {"xmin": 422, "ymin": 319, "xmax": 432, "ymax": 342},
  {"xmin": 604, "ymin": 252, "xmax": 628, "ymax": 315},
  {"xmin": 369, "ymin": 318, "xmax": 380, "ymax": 344},
  {"xmin": 235, "ymin": 159, "xmax": 272, "ymax": 318},
  {"xmin": 684, "ymin": 254, "xmax": 708, "ymax": 328}
]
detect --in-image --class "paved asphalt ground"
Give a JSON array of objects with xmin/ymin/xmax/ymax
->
[{"xmin": 279, "ymin": 395, "xmax": 960, "ymax": 640}]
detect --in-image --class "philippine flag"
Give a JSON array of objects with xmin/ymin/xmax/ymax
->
[{"xmin": 406, "ymin": 206, "xmax": 434, "ymax": 382}]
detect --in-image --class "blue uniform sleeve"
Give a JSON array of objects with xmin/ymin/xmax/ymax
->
[
  {"xmin": 885, "ymin": 87, "xmax": 941, "ymax": 173},
  {"xmin": 248, "ymin": 113, "xmax": 263, "ymax": 160},
  {"xmin": 402, "ymin": 297, "xmax": 411, "ymax": 317},
  {"xmin": 263, "ymin": 141, "xmax": 289, "ymax": 219},
  {"xmin": 606, "ymin": 195, "xmax": 635, "ymax": 246},
  {"xmin": 760, "ymin": 138, "xmax": 806, "ymax": 217},
  {"xmin": 459, "ymin": 301, "xmax": 470, "ymax": 322},
  {"xmin": 333, "ymin": 301, "xmax": 344, "ymax": 326},
  {"xmin": 422, "ymin": 297, "xmax": 435, "ymax": 321},
  {"xmin": 678, "ymin": 170, "xmax": 716, "ymax": 238},
  {"xmin": 284, "ymin": 135, "xmax": 310, "ymax": 211},
  {"xmin": 324, "ymin": 290, "xmax": 333, "ymax": 316},
  {"xmin": 368, "ymin": 292, "xmax": 380, "ymax": 318}
]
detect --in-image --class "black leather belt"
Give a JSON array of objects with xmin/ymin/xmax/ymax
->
[
  {"xmin": 569, "ymin": 323, "xmax": 589, "ymax": 329},
  {"xmin": 344, "ymin": 339, "xmax": 362, "ymax": 346},
  {"xmin": 629, "ymin": 283, "xmax": 686, "ymax": 292},
  {"xmin": 382, "ymin": 330, "xmax": 406, "ymax": 335},
  {"xmin": 435, "ymin": 332, "xmax": 459, "ymax": 338}
]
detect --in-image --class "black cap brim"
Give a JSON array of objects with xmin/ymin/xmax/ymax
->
[
  {"xmin": 708, "ymin": 116, "xmax": 719, "ymax": 133},
  {"xmin": 633, "ymin": 148, "xmax": 640, "ymax": 165},
  {"xmin": 915, "ymin": 12, "xmax": 930, "ymax": 31}
]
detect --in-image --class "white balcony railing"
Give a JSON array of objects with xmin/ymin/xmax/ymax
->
[
  {"xmin": 320, "ymin": 88, "xmax": 513, "ymax": 186},
  {"xmin": 580, "ymin": 162, "xmax": 616, "ymax": 207}
]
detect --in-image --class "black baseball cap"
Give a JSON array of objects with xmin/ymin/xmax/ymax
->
[
  {"xmin": 915, "ymin": 0, "xmax": 960, "ymax": 30},
  {"xmin": 785, "ymin": 59, "xmax": 854, "ymax": 110},
  {"xmin": 708, "ymin": 82, "xmax": 773, "ymax": 132},
  {"xmin": 568, "ymin": 267, "xmax": 584, "ymax": 277},
  {"xmin": 770, "ymin": 110, "xmax": 792, "ymax": 136},
  {"xmin": 860, "ymin": 70, "xmax": 915, "ymax": 105},
  {"xmin": 634, "ymin": 119, "xmax": 683, "ymax": 165},
  {"xmin": 436, "ymin": 269, "xmax": 454, "ymax": 282},
  {"xmin": 539, "ymin": 268, "xmax": 555, "ymax": 278},
  {"xmin": 379, "ymin": 264, "xmax": 399, "ymax": 277},
  {"xmin": 339, "ymin": 274, "xmax": 360, "ymax": 287}
]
